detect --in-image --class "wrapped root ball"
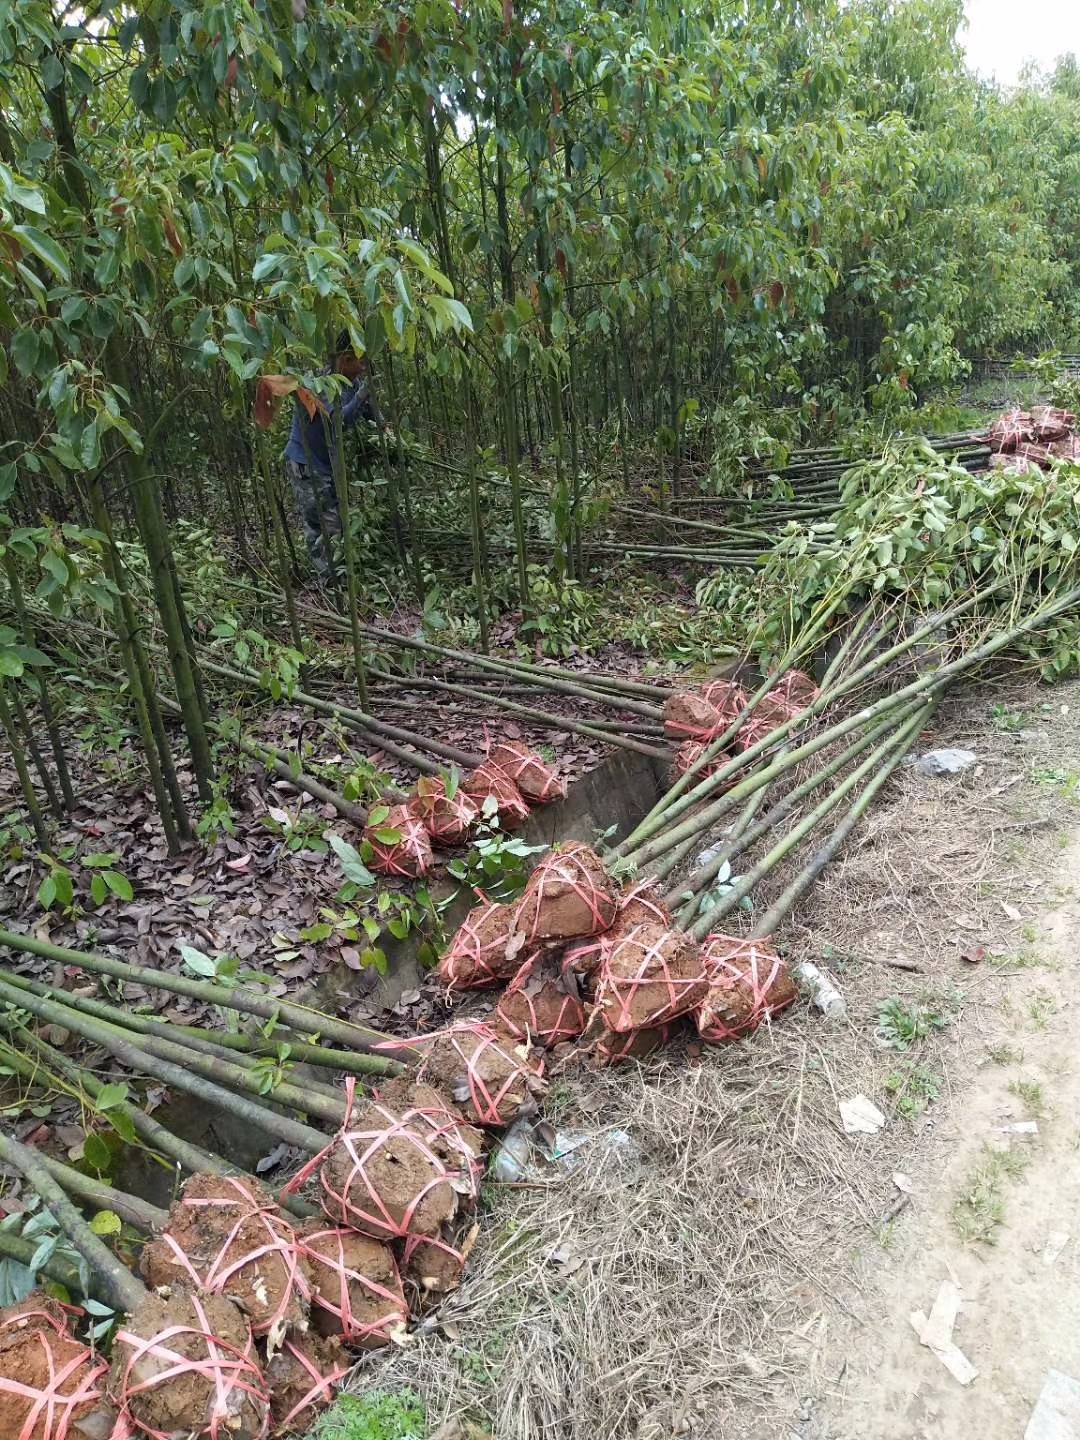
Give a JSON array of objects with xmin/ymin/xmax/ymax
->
[
  {"xmin": 486, "ymin": 742, "xmax": 566, "ymax": 804},
  {"xmin": 140, "ymin": 1174, "xmax": 306, "ymax": 1346},
  {"xmin": 461, "ymin": 762, "xmax": 530, "ymax": 830},
  {"xmin": 363, "ymin": 804, "xmax": 433, "ymax": 878},
  {"xmin": 735, "ymin": 694, "xmax": 795, "ymax": 752},
  {"xmin": 372, "ymin": 1077, "xmax": 486, "ymax": 1202},
  {"xmin": 768, "ymin": 668, "xmax": 819, "ymax": 713},
  {"xmin": 562, "ymin": 880, "xmax": 671, "ymax": 980},
  {"xmin": 1031, "ymin": 404, "xmax": 1074, "ymax": 442},
  {"xmin": 596, "ymin": 923, "xmax": 707, "ymax": 1033},
  {"xmin": 588, "ymin": 1019, "xmax": 675, "ymax": 1067},
  {"xmin": 110, "ymin": 1291, "xmax": 268, "ymax": 1440},
  {"xmin": 401, "ymin": 1219, "xmax": 477, "ymax": 1300},
  {"xmin": 0, "ymin": 1296, "xmax": 116, "ymax": 1440},
  {"xmin": 437, "ymin": 898, "xmax": 527, "ymax": 991},
  {"xmin": 513, "ymin": 843, "xmax": 618, "ymax": 945},
  {"xmin": 496, "ymin": 955, "xmax": 585, "ymax": 1048},
  {"xmin": 410, "ymin": 1022, "xmax": 546, "ymax": 1128},
  {"xmin": 673, "ymin": 738, "xmax": 726, "ymax": 781},
  {"xmin": 295, "ymin": 1222, "xmax": 406, "ymax": 1349},
  {"xmin": 662, "ymin": 690, "xmax": 723, "ymax": 741},
  {"xmin": 265, "ymin": 1332, "xmax": 348, "ymax": 1436},
  {"xmin": 988, "ymin": 408, "xmax": 1034, "ymax": 454},
  {"xmin": 407, "ymin": 776, "xmax": 479, "ymax": 848},
  {"xmin": 700, "ymin": 678, "xmax": 749, "ymax": 726},
  {"xmin": 307, "ymin": 1100, "xmax": 459, "ymax": 1241},
  {"xmin": 696, "ymin": 935, "xmax": 798, "ymax": 1041}
]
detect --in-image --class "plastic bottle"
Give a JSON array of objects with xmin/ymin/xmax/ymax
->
[{"xmin": 793, "ymin": 961, "xmax": 847, "ymax": 1019}]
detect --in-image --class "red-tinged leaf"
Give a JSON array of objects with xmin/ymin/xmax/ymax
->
[
  {"xmin": 254, "ymin": 373, "xmax": 298, "ymax": 429},
  {"xmin": 162, "ymin": 214, "xmax": 184, "ymax": 257},
  {"xmin": 225, "ymin": 56, "xmax": 238, "ymax": 88},
  {"xmin": 898, "ymin": 371, "xmax": 910, "ymax": 390},
  {"xmin": 325, "ymin": 165, "xmax": 335, "ymax": 194},
  {"xmin": 225, "ymin": 855, "xmax": 251, "ymax": 872},
  {"xmin": 555, "ymin": 248, "xmax": 568, "ymax": 278},
  {"xmin": 960, "ymin": 944, "xmax": 985, "ymax": 965},
  {"xmin": 552, "ymin": 87, "xmax": 561, "ymax": 116},
  {"xmin": 22, "ymin": 1124, "xmax": 50, "ymax": 1147},
  {"xmin": 768, "ymin": 281, "xmax": 784, "ymax": 309}
]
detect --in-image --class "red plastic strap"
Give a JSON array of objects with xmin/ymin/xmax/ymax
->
[
  {"xmin": 463, "ymin": 763, "xmax": 531, "ymax": 826},
  {"xmin": 497, "ymin": 958, "xmax": 584, "ymax": 1045},
  {"xmin": 283, "ymin": 1080, "xmax": 455, "ymax": 1239},
  {"xmin": 277, "ymin": 1338, "xmax": 350, "ymax": 1430},
  {"xmin": 0, "ymin": 1324, "xmax": 109, "ymax": 1440},
  {"xmin": 297, "ymin": 1228, "xmax": 405, "ymax": 1343},
  {"xmin": 115, "ymin": 1292, "xmax": 267, "ymax": 1440},
  {"xmin": 487, "ymin": 742, "xmax": 566, "ymax": 802},
  {"xmin": 384, "ymin": 1090, "xmax": 483, "ymax": 1199},
  {"xmin": 366, "ymin": 806, "xmax": 432, "ymax": 878},
  {"xmin": 157, "ymin": 1176, "xmax": 303, "ymax": 1337},
  {"xmin": 598, "ymin": 924, "xmax": 704, "ymax": 1032},
  {"xmin": 988, "ymin": 408, "xmax": 1034, "ymax": 454},
  {"xmin": 400, "ymin": 1226, "xmax": 465, "ymax": 1291}
]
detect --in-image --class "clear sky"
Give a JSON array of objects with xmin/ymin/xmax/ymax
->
[{"xmin": 962, "ymin": 0, "xmax": 1080, "ymax": 84}]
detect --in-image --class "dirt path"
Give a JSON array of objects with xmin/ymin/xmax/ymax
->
[{"xmin": 808, "ymin": 833, "xmax": 1080, "ymax": 1440}]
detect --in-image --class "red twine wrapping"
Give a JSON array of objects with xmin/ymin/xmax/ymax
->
[
  {"xmin": 673, "ymin": 738, "xmax": 726, "ymax": 780},
  {"xmin": 296, "ymin": 1223, "xmax": 406, "ymax": 1348},
  {"xmin": 142, "ymin": 1175, "xmax": 304, "ymax": 1342},
  {"xmin": 399, "ymin": 1223, "xmax": 472, "ymax": 1298},
  {"xmin": 363, "ymin": 803, "xmax": 434, "ymax": 878},
  {"xmin": 462, "ymin": 762, "xmax": 531, "ymax": 830},
  {"xmin": 595, "ymin": 922, "xmax": 707, "ymax": 1033},
  {"xmin": 283, "ymin": 1081, "xmax": 460, "ymax": 1242},
  {"xmin": 381, "ymin": 1022, "xmax": 545, "ymax": 1128},
  {"xmin": 407, "ymin": 777, "xmax": 479, "ymax": 848},
  {"xmin": 513, "ymin": 842, "xmax": 618, "ymax": 944},
  {"xmin": 486, "ymin": 741, "xmax": 566, "ymax": 804},
  {"xmin": 700, "ymin": 678, "xmax": 750, "ymax": 726},
  {"xmin": 437, "ymin": 897, "xmax": 527, "ymax": 991},
  {"xmin": 372, "ymin": 1077, "xmax": 486, "ymax": 1204},
  {"xmin": 496, "ymin": 954, "xmax": 586, "ymax": 1047},
  {"xmin": 0, "ymin": 1302, "xmax": 113, "ymax": 1440},
  {"xmin": 112, "ymin": 1292, "xmax": 268, "ymax": 1440},
  {"xmin": 696, "ymin": 934, "xmax": 798, "ymax": 1041}
]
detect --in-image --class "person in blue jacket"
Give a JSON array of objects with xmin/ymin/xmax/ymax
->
[{"xmin": 283, "ymin": 332, "xmax": 379, "ymax": 584}]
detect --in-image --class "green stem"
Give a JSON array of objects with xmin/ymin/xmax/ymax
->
[{"xmin": 0, "ymin": 678, "xmax": 49, "ymax": 847}]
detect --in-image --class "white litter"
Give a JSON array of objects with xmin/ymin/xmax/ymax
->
[
  {"xmin": 839, "ymin": 1095, "xmax": 886, "ymax": 1134},
  {"xmin": 1043, "ymin": 1232, "xmax": 1070, "ymax": 1267},
  {"xmin": 910, "ymin": 1280, "xmax": 977, "ymax": 1386},
  {"xmin": 1024, "ymin": 1370, "xmax": 1080, "ymax": 1439}
]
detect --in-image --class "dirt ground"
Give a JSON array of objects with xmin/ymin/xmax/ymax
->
[{"xmin": 355, "ymin": 674, "xmax": 1080, "ymax": 1440}]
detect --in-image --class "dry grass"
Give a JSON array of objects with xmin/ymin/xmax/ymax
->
[{"xmin": 350, "ymin": 676, "xmax": 1080, "ymax": 1439}]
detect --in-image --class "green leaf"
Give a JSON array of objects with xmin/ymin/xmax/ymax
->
[
  {"xmin": 89, "ymin": 1210, "xmax": 122, "ymax": 1237},
  {"xmin": 10, "ymin": 329, "xmax": 40, "ymax": 378},
  {"xmin": 361, "ymin": 916, "xmax": 381, "ymax": 942},
  {"xmin": 95, "ymin": 1083, "xmax": 129, "ymax": 1111},
  {"xmin": 326, "ymin": 832, "xmax": 375, "ymax": 886},
  {"xmin": 360, "ymin": 946, "xmax": 387, "ymax": 974},
  {"xmin": 12, "ymin": 226, "xmax": 69, "ymax": 282},
  {"xmin": 373, "ymin": 827, "xmax": 402, "ymax": 845},
  {"xmin": 83, "ymin": 1134, "xmax": 112, "ymax": 1174},
  {"xmin": 90, "ymin": 873, "xmax": 106, "ymax": 906},
  {"xmin": 179, "ymin": 945, "xmax": 218, "ymax": 978},
  {"xmin": 103, "ymin": 871, "xmax": 133, "ymax": 901},
  {"xmin": 299, "ymin": 922, "xmax": 334, "ymax": 942}
]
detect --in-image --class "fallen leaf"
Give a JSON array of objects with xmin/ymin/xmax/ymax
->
[{"xmin": 959, "ymin": 944, "xmax": 985, "ymax": 965}]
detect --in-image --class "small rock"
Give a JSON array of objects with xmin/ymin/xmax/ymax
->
[{"xmin": 917, "ymin": 748, "xmax": 977, "ymax": 777}]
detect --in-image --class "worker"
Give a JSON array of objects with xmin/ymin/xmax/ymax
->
[{"xmin": 283, "ymin": 331, "xmax": 380, "ymax": 585}]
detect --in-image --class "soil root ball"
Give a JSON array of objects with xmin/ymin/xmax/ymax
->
[
  {"xmin": 987, "ymin": 408, "xmax": 1034, "ymax": 454},
  {"xmin": 363, "ymin": 803, "xmax": 434, "ymax": 878},
  {"xmin": 673, "ymin": 738, "xmax": 725, "ymax": 781},
  {"xmin": 496, "ymin": 954, "xmax": 586, "ymax": 1048},
  {"xmin": 461, "ymin": 762, "xmax": 531, "ymax": 830},
  {"xmin": 286, "ymin": 1095, "xmax": 459, "ymax": 1241},
  {"xmin": 486, "ymin": 741, "xmax": 567, "ymax": 804},
  {"xmin": 734, "ymin": 693, "xmax": 798, "ymax": 751},
  {"xmin": 662, "ymin": 690, "xmax": 723, "ymax": 741},
  {"xmin": 437, "ymin": 898, "xmax": 528, "ymax": 991},
  {"xmin": 696, "ymin": 934, "xmax": 798, "ymax": 1041},
  {"xmin": 400, "ymin": 1218, "xmax": 478, "ymax": 1301},
  {"xmin": 406, "ymin": 775, "xmax": 478, "ymax": 848},
  {"xmin": 562, "ymin": 880, "xmax": 672, "ymax": 980},
  {"xmin": 700, "ymin": 678, "xmax": 749, "ymax": 725},
  {"xmin": 513, "ymin": 843, "xmax": 618, "ymax": 945},
  {"xmin": 0, "ymin": 1295, "xmax": 118, "ymax": 1440},
  {"xmin": 295, "ymin": 1221, "xmax": 406, "ymax": 1348},
  {"xmin": 767, "ymin": 668, "xmax": 819, "ymax": 712},
  {"xmin": 596, "ymin": 923, "xmax": 707, "ymax": 1032},
  {"xmin": 265, "ymin": 1332, "xmax": 348, "ymax": 1436},
  {"xmin": 140, "ymin": 1174, "xmax": 306, "ymax": 1346},
  {"xmin": 1031, "ymin": 404, "xmax": 1074, "ymax": 442},
  {"xmin": 372, "ymin": 1077, "xmax": 486, "ymax": 1201},
  {"xmin": 588, "ymin": 1018, "xmax": 676, "ymax": 1067},
  {"xmin": 110, "ymin": 1290, "xmax": 269, "ymax": 1440},
  {"xmin": 404, "ymin": 1022, "xmax": 546, "ymax": 1128}
]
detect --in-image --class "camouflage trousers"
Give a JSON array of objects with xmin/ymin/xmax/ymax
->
[{"xmin": 285, "ymin": 459, "xmax": 340, "ymax": 583}]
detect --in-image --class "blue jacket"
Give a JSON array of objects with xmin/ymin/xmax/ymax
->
[{"xmin": 283, "ymin": 378, "xmax": 377, "ymax": 475}]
